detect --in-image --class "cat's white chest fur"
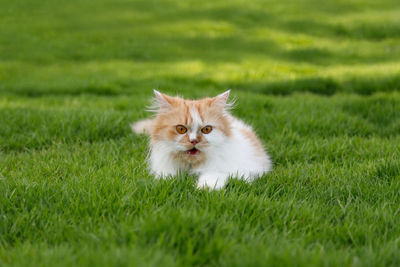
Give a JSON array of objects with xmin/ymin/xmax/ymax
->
[{"xmin": 193, "ymin": 119, "xmax": 271, "ymax": 188}]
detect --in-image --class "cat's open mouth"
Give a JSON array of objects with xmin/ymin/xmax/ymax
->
[{"xmin": 186, "ymin": 147, "xmax": 199, "ymax": 156}]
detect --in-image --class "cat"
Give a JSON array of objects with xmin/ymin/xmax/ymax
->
[{"xmin": 131, "ymin": 90, "xmax": 272, "ymax": 189}]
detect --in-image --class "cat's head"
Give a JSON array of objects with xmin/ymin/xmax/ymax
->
[{"xmin": 150, "ymin": 90, "xmax": 233, "ymax": 165}]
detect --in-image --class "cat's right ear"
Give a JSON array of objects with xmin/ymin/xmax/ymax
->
[
  {"xmin": 211, "ymin": 90, "xmax": 234, "ymax": 110},
  {"xmin": 215, "ymin": 90, "xmax": 230, "ymax": 105},
  {"xmin": 151, "ymin": 90, "xmax": 173, "ymax": 112}
]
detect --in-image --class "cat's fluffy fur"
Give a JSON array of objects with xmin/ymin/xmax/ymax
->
[{"xmin": 132, "ymin": 90, "xmax": 271, "ymax": 189}]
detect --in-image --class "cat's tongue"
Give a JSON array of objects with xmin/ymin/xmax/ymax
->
[{"xmin": 187, "ymin": 148, "xmax": 199, "ymax": 156}]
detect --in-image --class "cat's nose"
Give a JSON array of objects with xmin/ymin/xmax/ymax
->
[{"xmin": 190, "ymin": 139, "xmax": 199, "ymax": 146}]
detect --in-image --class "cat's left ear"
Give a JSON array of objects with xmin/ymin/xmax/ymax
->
[
  {"xmin": 152, "ymin": 89, "xmax": 174, "ymax": 111},
  {"xmin": 212, "ymin": 90, "xmax": 231, "ymax": 108}
]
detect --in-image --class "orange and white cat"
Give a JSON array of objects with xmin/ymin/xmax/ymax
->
[{"xmin": 132, "ymin": 90, "xmax": 271, "ymax": 189}]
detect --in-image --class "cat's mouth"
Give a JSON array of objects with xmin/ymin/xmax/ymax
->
[{"xmin": 186, "ymin": 147, "xmax": 200, "ymax": 156}]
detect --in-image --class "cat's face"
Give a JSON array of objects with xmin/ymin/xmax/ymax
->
[{"xmin": 151, "ymin": 90, "xmax": 232, "ymax": 165}]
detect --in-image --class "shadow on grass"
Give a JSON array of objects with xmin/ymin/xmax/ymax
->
[
  {"xmin": 235, "ymin": 75, "xmax": 400, "ymax": 96},
  {"xmin": 277, "ymin": 19, "xmax": 400, "ymax": 41},
  {"xmin": 3, "ymin": 73, "xmax": 399, "ymax": 97}
]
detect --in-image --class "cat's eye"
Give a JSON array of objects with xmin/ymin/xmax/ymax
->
[
  {"xmin": 201, "ymin": 125, "xmax": 213, "ymax": 134},
  {"xmin": 176, "ymin": 125, "xmax": 187, "ymax": 134}
]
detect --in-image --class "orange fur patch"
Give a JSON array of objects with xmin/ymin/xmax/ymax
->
[{"xmin": 239, "ymin": 127, "xmax": 265, "ymax": 157}]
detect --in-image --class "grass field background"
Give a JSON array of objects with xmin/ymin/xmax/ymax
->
[{"xmin": 1, "ymin": 0, "xmax": 400, "ymax": 266}]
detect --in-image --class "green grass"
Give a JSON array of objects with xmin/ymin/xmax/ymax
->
[{"xmin": 1, "ymin": 0, "xmax": 400, "ymax": 266}]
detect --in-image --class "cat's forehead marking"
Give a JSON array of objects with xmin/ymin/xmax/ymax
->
[{"xmin": 189, "ymin": 105, "xmax": 203, "ymax": 126}]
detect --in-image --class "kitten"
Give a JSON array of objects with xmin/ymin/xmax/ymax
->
[{"xmin": 132, "ymin": 90, "xmax": 272, "ymax": 189}]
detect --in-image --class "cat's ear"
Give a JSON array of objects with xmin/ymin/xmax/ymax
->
[
  {"xmin": 212, "ymin": 90, "xmax": 231, "ymax": 108},
  {"xmin": 150, "ymin": 90, "xmax": 174, "ymax": 112}
]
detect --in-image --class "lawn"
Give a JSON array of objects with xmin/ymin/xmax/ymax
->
[{"xmin": 1, "ymin": 0, "xmax": 400, "ymax": 266}]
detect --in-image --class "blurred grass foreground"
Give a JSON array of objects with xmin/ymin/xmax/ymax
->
[{"xmin": 1, "ymin": 0, "xmax": 400, "ymax": 266}]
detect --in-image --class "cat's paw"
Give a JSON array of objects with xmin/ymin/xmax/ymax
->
[{"xmin": 196, "ymin": 173, "xmax": 227, "ymax": 190}]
